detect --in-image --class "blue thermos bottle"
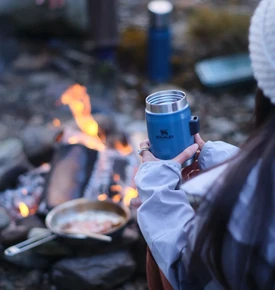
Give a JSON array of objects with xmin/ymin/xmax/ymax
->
[
  {"xmin": 147, "ymin": 1, "xmax": 173, "ymax": 83},
  {"xmin": 145, "ymin": 90, "xmax": 200, "ymax": 166}
]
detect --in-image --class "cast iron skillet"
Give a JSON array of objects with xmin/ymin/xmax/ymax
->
[{"xmin": 4, "ymin": 198, "xmax": 131, "ymax": 256}]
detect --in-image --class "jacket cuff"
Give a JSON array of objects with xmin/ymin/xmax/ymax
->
[{"xmin": 198, "ymin": 141, "xmax": 239, "ymax": 170}]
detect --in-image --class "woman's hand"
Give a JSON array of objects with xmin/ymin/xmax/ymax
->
[
  {"xmin": 35, "ymin": 0, "xmax": 65, "ymax": 9},
  {"xmin": 138, "ymin": 134, "xmax": 206, "ymax": 180},
  {"xmin": 138, "ymin": 139, "xmax": 159, "ymax": 162},
  {"xmin": 138, "ymin": 139, "xmax": 199, "ymax": 164},
  {"xmin": 194, "ymin": 133, "xmax": 205, "ymax": 150},
  {"xmin": 181, "ymin": 134, "xmax": 205, "ymax": 180}
]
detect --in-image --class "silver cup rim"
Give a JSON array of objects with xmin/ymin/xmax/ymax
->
[{"xmin": 145, "ymin": 90, "xmax": 187, "ymax": 113}]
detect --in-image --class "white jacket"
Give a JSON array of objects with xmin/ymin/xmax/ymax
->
[{"xmin": 135, "ymin": 141, "xmax": 270, "ymax": 290}]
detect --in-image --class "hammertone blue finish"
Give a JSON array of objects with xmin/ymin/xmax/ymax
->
[
  {"xmin": 146, "ymin": 105, "xmax": 195, "ymax": 160},
  {"xmin": 148, "ymin": 27, "xmax": 171, "ymax": 82}
]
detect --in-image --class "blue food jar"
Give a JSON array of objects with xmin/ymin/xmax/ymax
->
[
  {"xmin": 147, "ymin": 1, "xmax": 173, "ymax": 83},
  {"xmin": 145, "ymin": 90, "xmax": 200, "ymax": 166}
]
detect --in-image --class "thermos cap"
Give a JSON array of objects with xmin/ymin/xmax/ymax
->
[
  {"xmin": 148, "ymin": 1, "xmax": 173, "ymax": 29},
  {"xmin": 146, "ymin": 90, "xmax": 188, "ymax": 113}
]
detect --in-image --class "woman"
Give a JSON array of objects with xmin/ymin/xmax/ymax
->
[{"xmin": 135, "ymin": 0, "xmax": 275, "ymax": 289}]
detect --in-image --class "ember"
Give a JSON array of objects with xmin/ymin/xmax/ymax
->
[
  {"xmin": 123, "ymin": 187, "xmax": 139, "ymax": 207},
  {"xmin": 0, "ymin": 163, "xmax": 49, "ymax": 220},
  {"xmin": 18, "ymin": 202, "xmax": 29, "ymax": 218},
  {"xmin": 52, "ymin": 118, "xmax": 61, "ymax": 127}
]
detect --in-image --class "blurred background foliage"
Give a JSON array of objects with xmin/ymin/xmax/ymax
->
[{"xmin": 187, "ymin": 6, "xmax": 250, "ymax": 55}]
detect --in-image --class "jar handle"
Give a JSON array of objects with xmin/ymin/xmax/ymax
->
[{"xmin": 189, "ymin": 116, "xmax": 200, "ymax": 135}]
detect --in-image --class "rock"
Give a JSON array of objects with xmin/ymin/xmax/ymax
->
[
  {"xmin": 0, "ymin": 258, "xmax": 50, "ymax": 289},
  {"xmin": 121, "ymin": 74, "xmax": 140, "ymax": 89},
  {"xmin": 0, "ymin": 224, "xmax": 28, "ymax": 247},
  {"xmin": 20, "ymin": 124, "xmax": 62, "ymax": 165},
  {"xmin": 0, "ymin": 207, "xmax": 11, "ymax": 231},
  {"xmin": 12, "ymin": 53, "xmax": 51, "ymax": 71},
  {"xmin": 0, "ymin": 279, "xmax": 13, "ymax": 290},
  {"xmin": 0, "ymin": 123, "xmax": 8, "ymax": 138},
  {"xmin": 24, "ymin": 269, "xmax": 44, "ymax": 288},
  {"xmin": 0, "ymin": 138, "xmax": 32, "ymax": 190},
  {"xmin": 51, "ymin": 250, "xmax": 136, "ymax": 290},
  {"xmin": 4, "ymin": 248, "xmax": 51, "ymax": 269},
  {"xmin": 28, "ymin": 72, "xmax": 60, "ymax": 87},
  {"xmin": 43, "ymin": 79, "xmax": 75, "ymax": 103},
  {"xmin": 243, "ymin": 94, "xmax": 255, "ymax": 111},
  {"xmin": 0, "ymin": 215, "xmax": 45, "ymax": 247},
  {"xmin": 17, "ymin": 214, "xmax": 45, "ymax": 229}
]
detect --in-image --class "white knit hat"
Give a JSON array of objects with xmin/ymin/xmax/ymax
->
[{"xmin": 249, "ymin": 0, "xmax": 275, "ymax": 104}]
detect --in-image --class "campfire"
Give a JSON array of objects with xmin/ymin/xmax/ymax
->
[
  {"xmin": 0, "ymin": 83, "xmax": 146, "ymax": 290},
  {"xmin": 0, "ymin": 84, "xmax": 139, "ymax": 221}
]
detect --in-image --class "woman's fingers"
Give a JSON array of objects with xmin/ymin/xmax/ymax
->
[
  {"xmin": 173, "ymin": 143, "xmax": 199, "ymax": 164},
  {"xmin": 138, "ymin": 139, "xmax": 158, "ymax": 162},
  {"xmin": 140, "ymin": 139, "xmax": 150, "ymax": 148},
  {"xmin": 194, "ymin": 133, "xmax": 205, "ymax": 150}
]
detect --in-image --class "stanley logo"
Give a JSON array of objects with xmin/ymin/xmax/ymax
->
[{"xmin": 156, "ymin": 129, "xmax": 174, "ymax": 139}]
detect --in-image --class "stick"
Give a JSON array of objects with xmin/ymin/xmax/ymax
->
[{"xmin": 61, "ymin": 229, "xmax": 112, "ymax": 242}]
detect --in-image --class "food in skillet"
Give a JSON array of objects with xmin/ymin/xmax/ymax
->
[{"xmin": 60, "ymin": 210, "xmax": 124, "ymax": 234}]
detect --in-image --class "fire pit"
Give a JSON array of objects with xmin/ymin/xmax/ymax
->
[{"xmin": 0, "ymin": 84, "xmax": 147, "ymax": 290}]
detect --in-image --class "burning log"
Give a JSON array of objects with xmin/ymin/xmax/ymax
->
[
  {"xmin": 43, "ymin": 144, "xmax": 98, "ymax": 211},
  {"xmin": 49, "ymin": 84, "xmax": 140, "ymax": 208}
]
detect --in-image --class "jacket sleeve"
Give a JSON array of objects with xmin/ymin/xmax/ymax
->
[
  {"xmin": 135, "ymin": 161, "xmax": 197, "ymax": 290},
  {"xmin": 135, "ymin": 142, "xmax": 236, "ymax": 289},
  {"xmin": 198, "ymin": 141, "xmax": 239, "ymax": 170}
]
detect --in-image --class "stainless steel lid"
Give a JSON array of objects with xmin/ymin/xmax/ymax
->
[
  {"xmin": 145, "ymin": 90, "xmax": 188, "ymax": 113},
  {"xmin": 148, "ymin": 1, "xmax": 173, "ymax": 29}
]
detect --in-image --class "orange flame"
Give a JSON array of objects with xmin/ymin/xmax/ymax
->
[
  {"xmin": 98, "ymin": 193, "xmax": 108, "ymax": 201},
  {"xmin": 112, "ymin": 194, "xmax": 121, "ymax": 203},
  {"xmin": 53, "ymin": 118, "xmax": 61, "ymax": 127},
  {"xmin": 60, "ymin": 84, "xmax": 137, "ymax": 207},
  {"xmin": 18, "ymin": 202, "xmax": 29, "ymax": 217},
  {"xmin": 114, "ymin": 141, "xmax": 133, "ymax": 156},
  {"xmin": 60, "ymin": 84, "xmax": 134, "ymax": 156},
  {"xmin": 113, "ymin": 174, "xmax": 120, "ymax": 182},
  {"xmin": 123, "ymin": 187, "xmax": 138, "ymax": 207},
  {"xmin": 61, "ymin": 84, "xmax": 98, "ymax": 136},
  {"xmin": 61, "ymin": 84, "xmax": 105, "ymax": 151},
  {"xmin": 68, "ymin": 136, "xmax": 78, "ymax": 144},
  {"xmin": 110, "ymin": 184, "xmax": 122, "ymax": 193}
]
